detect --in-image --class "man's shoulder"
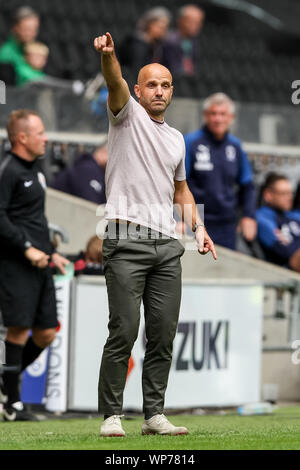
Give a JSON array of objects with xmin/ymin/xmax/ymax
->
[
  {"xmin": 129, "ymin": 95, "xmax": 145, "ymax": 114},
  {"xmin": 0, "ymin": 37, "xmax": 13, "ymax": 53},
  {"xmin": 107, "ymin": 96, "xmax": 137, "ymax": 126},
  {"xmin": 184, "ymin": 128, "xmax": 205, "ymax": 144},
  {"xmin": 286, "ymin": 210, "xmax": 300, "ymax": 222},
  {"xmin": 256, "ymin": 206, "xmax": 277, "ymax": 221},
  {"xmin": 164, "ymin": 121, "xmax": 184, "ymax": 141},
  {"xmin": 71, "ymin": 154, "xmax": 99, "ymax": 176},
  {"xmin": 0, "ymin": 153, "xmax": 18, "ymax": 182},
  {"xmin": 0, "ymin": 41, "xmax": 13, "ymax": 61},
  {"xmin": 0, "ymin": 36, "xmax": 22, "ymax": 61},
  {"xmin": 226, "ymin": 133, "xmax": 243, "ymax": 149}
]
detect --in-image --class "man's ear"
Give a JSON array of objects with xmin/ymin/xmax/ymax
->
[
  {"xmin": 229, "ymin": 112, "xmax": 235, "ymax": 126},
  {"xmin": 18, "ymin": 132, "xmax": 27, "ymax": 145},
  {"xmin": 134, "ymin": 84, "xmax": 140, "ymax": 100},
  {"xmin": 263, "ymin": 189, "xmax": 271, "ymax": 204}
]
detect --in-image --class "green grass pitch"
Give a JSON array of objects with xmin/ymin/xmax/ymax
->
[{"xmin": 0, "ymin": 406, "xmax": 300, "ymax": 450}]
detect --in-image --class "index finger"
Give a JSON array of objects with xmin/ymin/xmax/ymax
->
[
  {"xmin": 106, "ymin": 32, "xmax": 113, "ymax": 43},
  {"xmin": 210, "ymin": 244, "xmax": 217, "ymax": 260}
]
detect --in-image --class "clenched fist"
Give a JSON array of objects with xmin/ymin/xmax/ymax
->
[
  {"xmin": 25, "ymin": 246, "xmax": 50, "ymax": 269},
  {"xmin": 94, "ymin": 32, "xmax": 114, "ymax": 55}
]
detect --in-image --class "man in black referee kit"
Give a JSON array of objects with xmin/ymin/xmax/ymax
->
[
  {"xmin": 0, "ymin": 109, "xmax": 69, "ymax": 421},
  {"xmin": 94, "ymin": 32, "xmax": 217, "ymax": 437}
]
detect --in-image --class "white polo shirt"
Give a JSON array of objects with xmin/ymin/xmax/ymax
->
[{"xmin": 105, "ymin": 96, "xmax": 186, "ymax": 237}]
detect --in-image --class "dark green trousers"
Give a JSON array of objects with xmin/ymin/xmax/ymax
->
[{"xmin": 98, "ymin": 235, "xmax": 185, "ymax": 418}]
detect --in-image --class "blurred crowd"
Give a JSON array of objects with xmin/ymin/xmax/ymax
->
[
  {"xmin": 0, "ymin": 5, "xmax": 205, "ymax": 88},
  {"xmin": 118, "ymin": 4, "xmax": 204, "ymax": 77}
]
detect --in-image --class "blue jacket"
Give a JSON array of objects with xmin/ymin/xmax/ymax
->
[
  {"xmin": 51, "ymin": 153, "xmax": 106, "ymax": 204},
  {"xmin": 256, "ymin": 205, "xmax": 300, "ymax": 267},
  {"xmin": 184, "ymin": 126, "xmax": 256, "ymax": 224}
]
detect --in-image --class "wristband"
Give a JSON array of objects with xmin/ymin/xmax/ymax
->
[{"xmin": 192, "ymin": 223, "xmax": 204, "ymax": 233}]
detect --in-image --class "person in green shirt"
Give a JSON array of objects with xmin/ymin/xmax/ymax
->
[
  {"xmin": 16, "ymin": 42, "xmax": 48, "ymax": 87},
  {"xmin": 0, "ymin": 6, "xmax": 40, "ymax": 82}
]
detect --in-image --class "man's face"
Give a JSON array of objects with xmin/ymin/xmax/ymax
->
[
  {"xmin": 204, "ymin": 103, "xmax": 234, "ymax": 140},
  {"xmin": 13, "ymin": 16, "xmax": 39, "ymax": 44},
  {"xmin": 21, "ymin": 115, "xmax": 48, "ymax": 158},
  {"xmin": 265, "ymin": 179, "xmax": 293, "ymax": 212},
  {"xmin": 147, "ymin": 18, "xmax": 169, "ymax": 40},
  {"xmin": 134, "ymin": 65, "xmax": 173, "ymax": 119},
  {"xmin": 179, "ymin": 9, "xmax": 204, "ymax": 37}
]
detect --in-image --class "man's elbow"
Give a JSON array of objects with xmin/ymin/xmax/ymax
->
[{"xmin": 289, "ymin": 248, "xmax": 300, "ymax": 272}]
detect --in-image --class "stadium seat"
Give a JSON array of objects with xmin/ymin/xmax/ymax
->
[{"xmin": 0, "ymin": 63, "xmax": 16, "ymax": 86}]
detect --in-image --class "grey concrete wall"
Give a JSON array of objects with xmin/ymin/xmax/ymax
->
[
  {"xmin": 46, "ymin": 188, "xmax": 104, "ymax": 254},
  {"xmin": 181, "ymin": 239, "xmax": 300, "ymax": 283},
  {"xmin": 262, "ymin": 352, "xmax": 300, "ymax": 402}
]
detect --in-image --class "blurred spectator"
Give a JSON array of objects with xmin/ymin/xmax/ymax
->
[
  {"xmin": 162, "ymin": 4, "xmax": 204, "ymax": 75},
  {"xmin": 0, "ymin": 6, "xmax": 39, "ymax": 83},
  {"xmin": 256, "ymin": 173, "xmax": 300, "ymax": 271},
  {"xmin": 118, "ymin": 7, "xmax": 171, "ymax": 75},
  {"xmin": 67, "ymin": 235, "xmax": 104, "ymax": 275},
  {"xmin": 0, "ymin": 109, "xmax": 69, "ymax": 421},
  {"xmin": 0, "ymin": 6, "xmax": 85, "ymax": 94},
  {"xmin": 185, "ymin": 92, "xmax": 256, "ymax": 250},
  {"xmin": 51, "ymin": 146, "xmax": 107, "ymax": 204},
  {"xmin": 15, "ymin": 40, "xmax": 87, "ymax": 94},
  {"xmin": 15, "ymin": 41, "xmax": 49, "ymax": 86}
]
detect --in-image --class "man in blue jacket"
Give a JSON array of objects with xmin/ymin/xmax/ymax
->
[
  {"xmin": 185, "ymin": 92, "xmax": 257, "ymax": 250},
  {"xmin": 51, "ymin": 145, "xmax": 107, "ymax": 204},
  {"xmin": 256, "ymin": 173, "xmax": 300, "ymax": 271}
]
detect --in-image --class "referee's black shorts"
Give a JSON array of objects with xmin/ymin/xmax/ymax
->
[{"xmin": 0, "ymin": 258, "xmax": 58, "ymax": 329}]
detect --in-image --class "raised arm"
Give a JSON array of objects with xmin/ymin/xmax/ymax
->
[{"xmin": 94, "ymin": 32, "xmax": 130, "ymax": 115}]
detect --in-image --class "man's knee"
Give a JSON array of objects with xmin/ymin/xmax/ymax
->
[
  {"xmin": 106, "ymin": 326, "xmax": 138, "ymax": 356},
  {"xmin": 32, "ymin": 328, "xmax": 56, "ymax": 348},
  {"xmin": 6, "ymin": 327, "xmax": 30, "ymax": 345}
]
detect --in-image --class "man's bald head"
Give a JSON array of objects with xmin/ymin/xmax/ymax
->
[
  {"xmin": 137, "ymin": 63, "xmax": 172, "ymax": 86},
  {"xmin": 134, "ymin": 64, "xmax": 173, "ymax": 121}
]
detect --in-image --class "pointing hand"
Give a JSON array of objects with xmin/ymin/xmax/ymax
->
[{"xmin": 94, "ymin": 32, "xmax": 114, "ymax": 55}]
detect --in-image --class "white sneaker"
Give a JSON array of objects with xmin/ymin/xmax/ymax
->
[
  {"xmin": 100, "ymin": 415, "xmax": 125, "ymax": 437},
  {"xmin": 142, "ymin": 414, "xmax": 189, "ymax": 436}
]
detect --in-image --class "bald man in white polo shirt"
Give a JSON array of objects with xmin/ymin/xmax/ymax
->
[{"xmin": 94, "ymin": 32, "xmax": 216, "ymax": 438}]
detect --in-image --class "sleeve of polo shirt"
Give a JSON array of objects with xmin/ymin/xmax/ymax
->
[
  {"xmin": 175, "ymin": 134, "xmax": 186, "ymax": 181},
  {"xmin": 106, "ymin": 96, "xmax": 133, "ymax": 125}
]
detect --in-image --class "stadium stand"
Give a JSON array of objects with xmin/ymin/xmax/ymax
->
[{"xmin": 0, "ymin": 0, "xmax": 299, "ymax": 104}]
